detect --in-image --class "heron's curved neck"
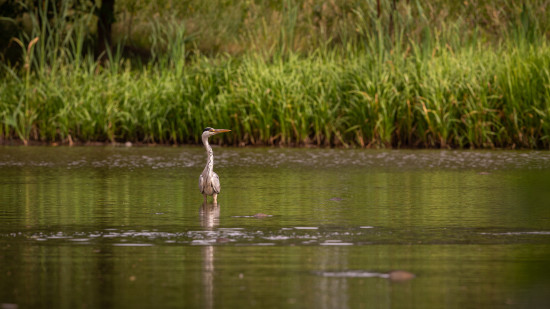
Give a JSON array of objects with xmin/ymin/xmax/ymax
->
[{"xmin": 202, "ymin": 135, "xmax": 214, "ymax": 176}]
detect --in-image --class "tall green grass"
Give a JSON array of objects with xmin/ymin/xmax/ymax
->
[
  {"xmin": 1, "ymin": 0, "xmax": 549, "ymax": 148},
  {"xmin": 2, "ymin": 42, "xmax": 549, "ymax": 148}
]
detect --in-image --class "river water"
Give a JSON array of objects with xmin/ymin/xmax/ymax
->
[{"xmin": 1, "ymin": 146, "xmax": 549, "ymax": 308}]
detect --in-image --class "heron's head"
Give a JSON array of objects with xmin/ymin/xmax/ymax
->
[{"xmin": 202, "ymin": 127, "xmax": 231, "ymax": 138}]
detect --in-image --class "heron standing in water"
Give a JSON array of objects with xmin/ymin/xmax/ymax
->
[{"xmin": 199, "ymin": 127, "xmax": 231, "ymax": 204}]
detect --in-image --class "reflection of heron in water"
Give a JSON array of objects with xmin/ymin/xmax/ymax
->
[
  {"xmin": 200, "ymin": 202, "xmax": 220, "ymax": 229},
  {"xmin": 199, "ymin": 127, "xmax": 231, "ymax": 204},
  {"xmin": 199, "ymin": 202, "xmax": 218, "ymax": 309}
]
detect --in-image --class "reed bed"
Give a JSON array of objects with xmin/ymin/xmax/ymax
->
[
  {"xmin": 1, "ymin": 43, "xmax": 549, "ymax": 148},
  {"xmin": 1, "ymin": 0, "xmax": 549, "ymax": 148}
]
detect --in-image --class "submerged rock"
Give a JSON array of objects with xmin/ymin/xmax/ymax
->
[{"xmin": 387, "ymin": 270, "xmax": 415, "ymax": 282}]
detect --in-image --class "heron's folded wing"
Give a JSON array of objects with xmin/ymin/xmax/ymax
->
[
  {"xmin": 212, "ymin": 172, "xmax": 221, "ymax": 193},
  {"xmin": 199, "ymin": 174, "xmax": 204, "ymax": 193}
]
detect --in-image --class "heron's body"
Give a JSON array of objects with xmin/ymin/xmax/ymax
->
[
  {"xmin": 199, "ymin": 127, "xmax": 230, "ymax": 203},
  {"xmin": 199, "ymin": 171, "xmax": 220, "ymax": 196}
]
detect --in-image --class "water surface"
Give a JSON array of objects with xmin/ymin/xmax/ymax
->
[{"xmin": 1, "ymin": 147, "xmax": 550, "ymax": 308}]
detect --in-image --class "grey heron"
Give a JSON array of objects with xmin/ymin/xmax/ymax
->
[{"xmin": 199, "ymin": 127, "xmax": 231, "ymax": 203}]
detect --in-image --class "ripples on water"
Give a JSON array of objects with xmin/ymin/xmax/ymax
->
[
  {"xmin": 4, "ymin": 226, "xmax": 550, "ymax": 248},
  {"xmin": 1, "ymin": 147, "xmax": 549, "ymax": 247},
  {"xmin": 1, "ymin": 147, "xmax": 549, "ymax": 170}
]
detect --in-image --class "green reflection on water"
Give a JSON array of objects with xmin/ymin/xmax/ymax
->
[{"xmin": 1, "ymin": 146, "xmax": 549, "ymax": 308}]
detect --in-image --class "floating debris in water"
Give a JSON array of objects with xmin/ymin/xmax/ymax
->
[
  {"xmin": 480, "ymin": 231, "xmax": 550, "ymax": 236},
  {"xmin": 316, "ymin": 270, "xmax": 415, "ymax": 281},
  {"xmin": 320, "ymin": 242, "xmax": 353, "ymax": 246},
  {"xmin": 318, "ymin": 271, "xmax": 382, "ymax": 278},
  {"xmin": 191, "ymin": 239, "xmax": 216, "ymax": 245},
  {"xmin": 69, "ymin": 238, "xmax": 90, "ymax": 242},
  {"xmin": 263, "ymin": 235, "xmax": 291, "ymax": 240},
  {"xmin": 329, "ymin": 197, "xmax": 343, "ymax": 201},
  {"xmin": 254, "ymin": 213, "xmax": 271, "ymax": 218},
  {"xmin": 231, "ymin": 213, "xmax": 272, "ymax": 218}
]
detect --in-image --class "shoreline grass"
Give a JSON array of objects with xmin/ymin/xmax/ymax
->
[
  {"xmin": 1, "ymin": 0, "xmax": 549, "ymax": 149},
  {"xmin": 1, "ymin": 42, "xmax": 549, "ymax": 149}
]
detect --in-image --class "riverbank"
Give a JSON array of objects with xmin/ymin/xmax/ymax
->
[
  {"xmin": 1, "ymin": 1, "xmax": 549, "ymax": 149},
  {"xmin": 2, "ymin": 44, "xmax": 549, "ymax": 149}
]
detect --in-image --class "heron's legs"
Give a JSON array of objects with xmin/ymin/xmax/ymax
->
[
  {"xmin": 212, "ymin": 194, "xmax": 218, "ymax": 204},
  {"xmin": 203, "ymin": 194, "xmax": 208, "ymax": 203}
]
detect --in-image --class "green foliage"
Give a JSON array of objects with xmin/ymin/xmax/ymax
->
[
  {"xmin": 1, "ymin": 0, "xmax": 549, "ymax": 148},
  {"xmin": 1, "ymin": 43, "xmax": 549, "ymax": 148}
]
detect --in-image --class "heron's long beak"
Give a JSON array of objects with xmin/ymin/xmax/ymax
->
[{"xmin": 213, "ymin": 129, "xmax": 231, "ymax": 134}]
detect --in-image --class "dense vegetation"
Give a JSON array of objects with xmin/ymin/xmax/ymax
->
[{"xmin": 1, "ymin": 0, "xmax": 549, "ymax": 148}]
